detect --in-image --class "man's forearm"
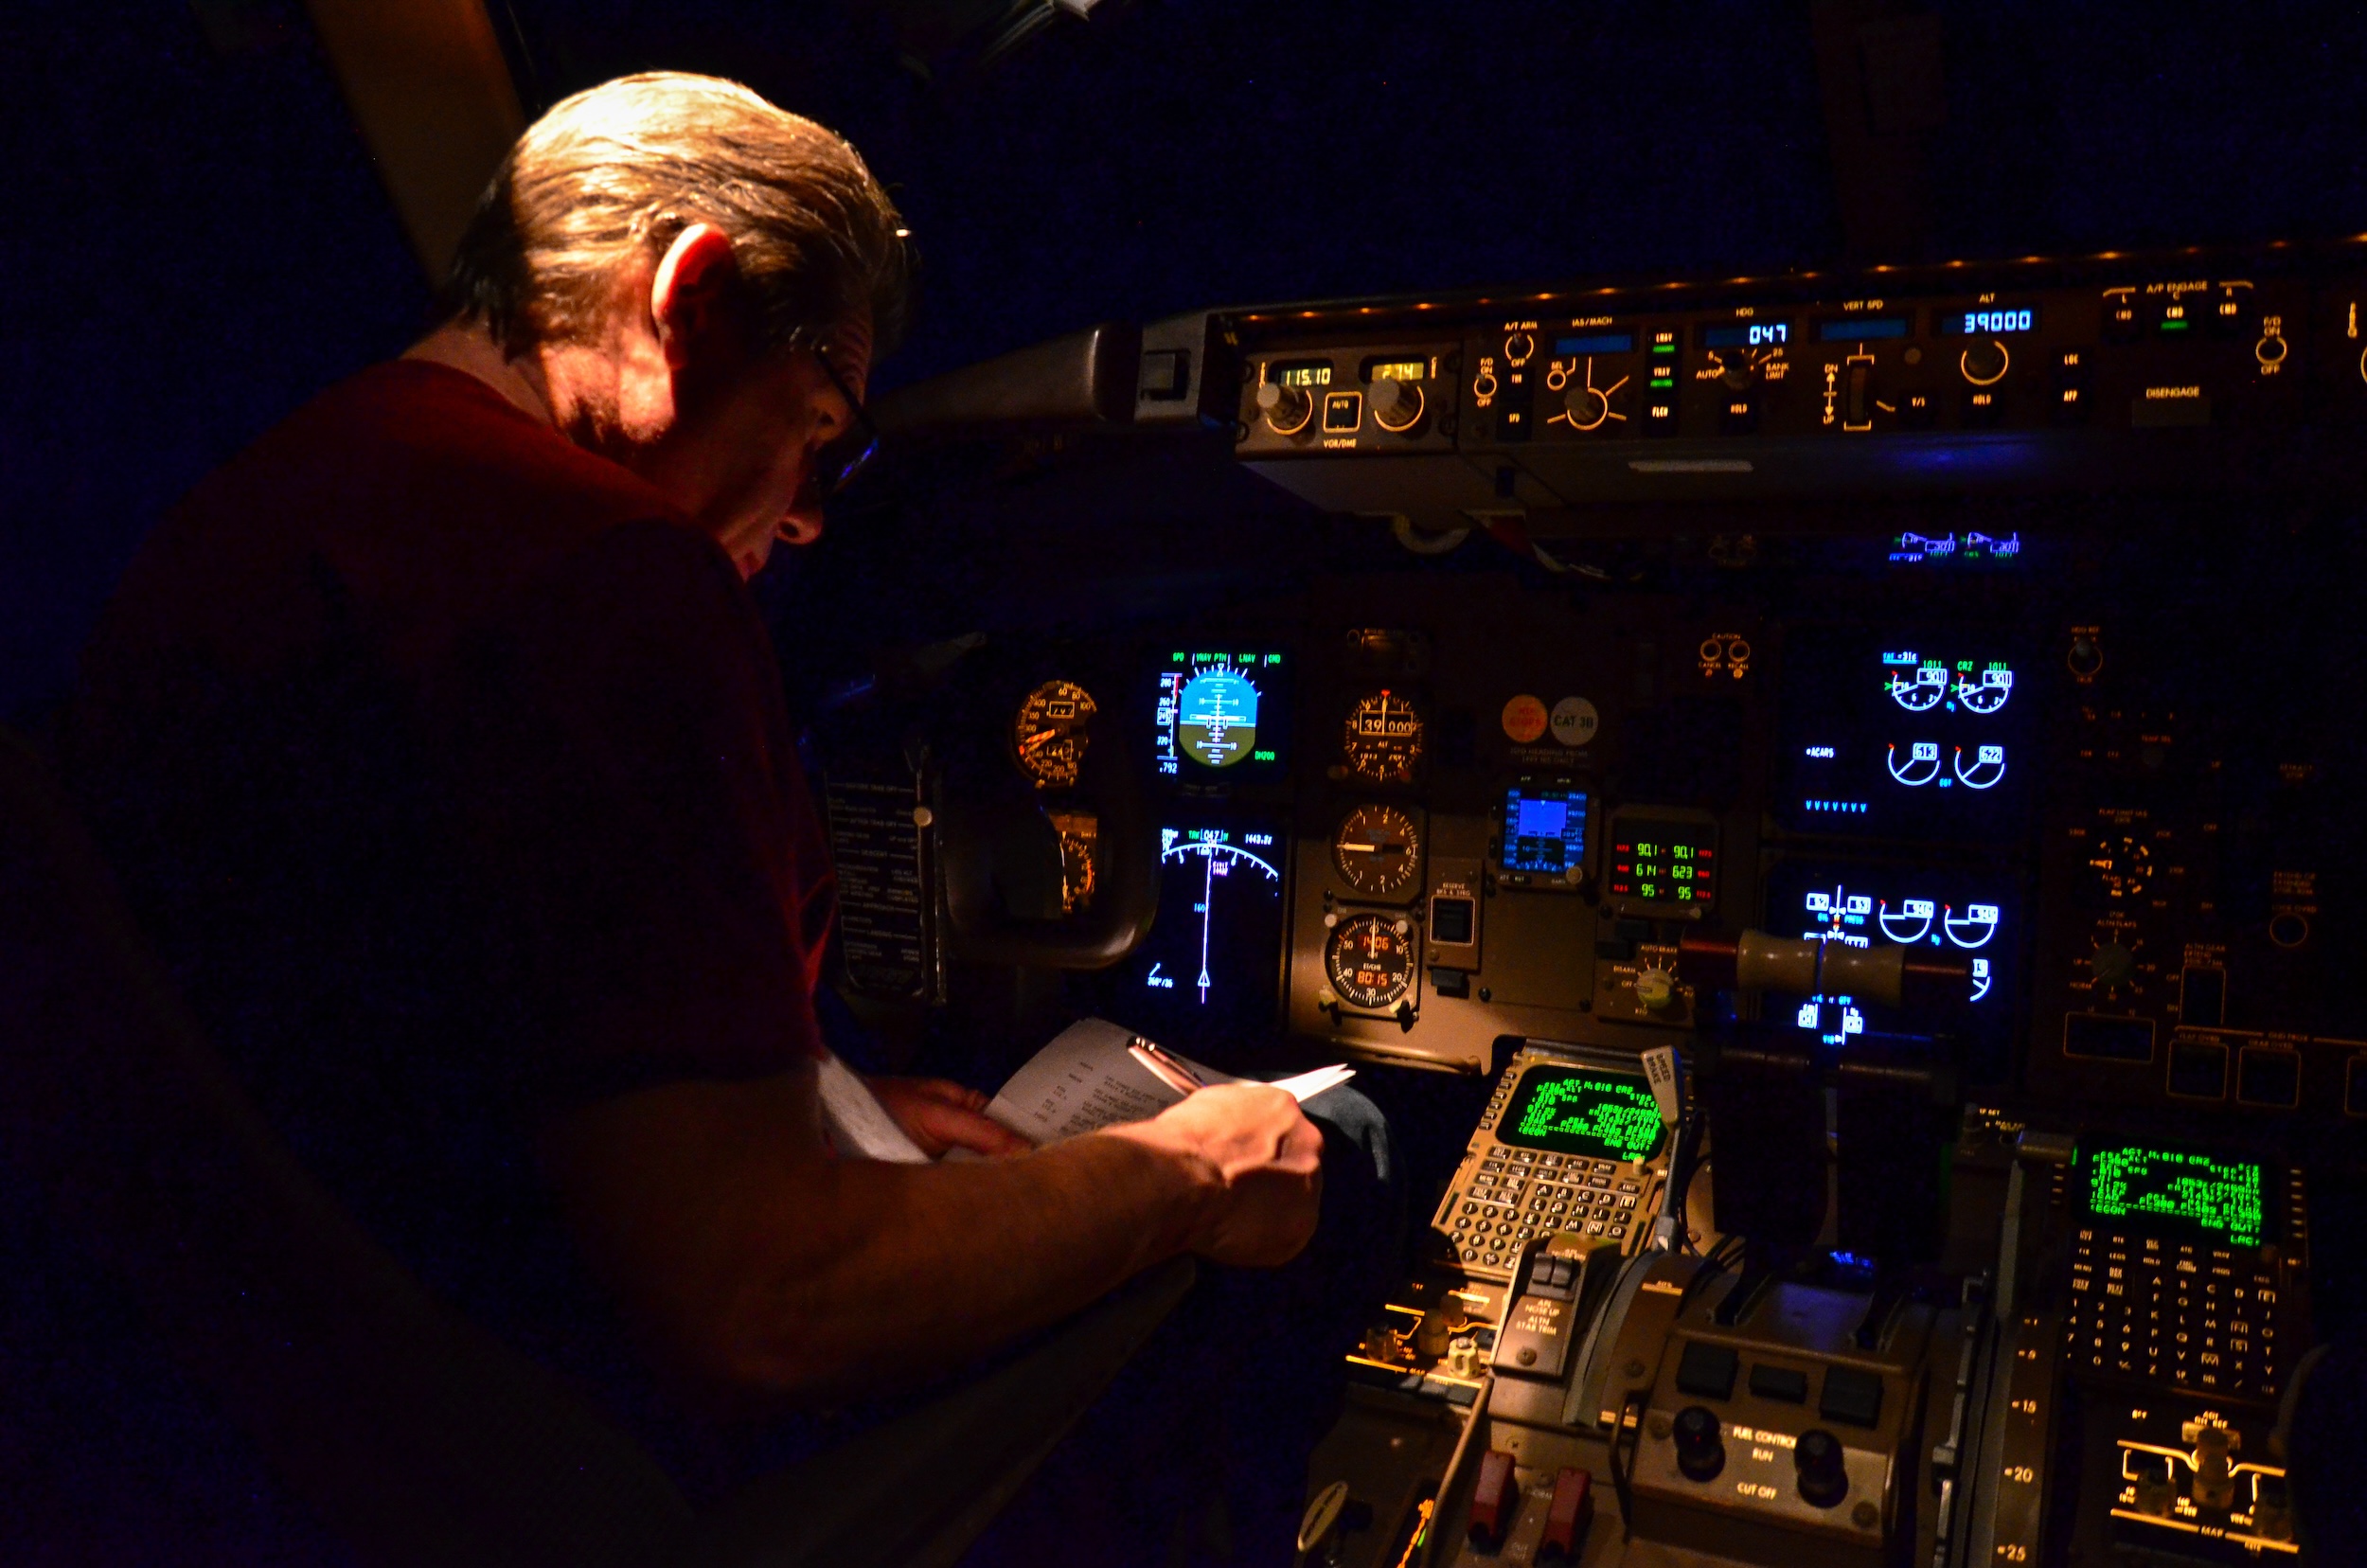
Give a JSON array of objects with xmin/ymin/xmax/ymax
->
[
  {"xmin": 719, "ymin": 1131, "xmax": 1213, "ymax": 1399},
  {"xmin": 540, "ymin": 1073, "xmax": 1219, "ymax": 1410}
]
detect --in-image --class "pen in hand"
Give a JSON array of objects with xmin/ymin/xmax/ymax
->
[{"xmin": 1128, "ymin": 1039, "xmax": 1204, "ymax": 1096}]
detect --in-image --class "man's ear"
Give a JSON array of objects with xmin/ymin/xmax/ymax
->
[{"xmin": 649, "ymin": 223, "xmax": 745, "ymax": 370}]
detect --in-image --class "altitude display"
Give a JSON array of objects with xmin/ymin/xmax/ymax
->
[
  {"xmin": 1154, "ymin": 651, "xmax": 1285, "ymax": 777},
  {"xmin": 1110, "ymin": 823, "xmax": 1285, "ymax": 1048},
  {"xmin": 1937, "ymin": 306, "xmax": 2039, "ymax": 335},
  {"xmin": 2082, "ymin": 1145, "xmax": 2268, "ymax": 1251},
  {"xmin": 1495, "ymin": 1067, "xmax": 1667, "ymax": 1163},
  {"xmin": 1605, "ymin": 815, "xmax": 1717, "ymax": 915},
  {"xmin": 1343, "ymin": 690, "xmax": 1424, "ymax": 784},
  {"xmin": 1501, "ymin": 784, "xmax": 1589, "ymax": 879},
  {"xmin": 1782, "ymin": 633, "xmax": 2035, "ymax": 843}
]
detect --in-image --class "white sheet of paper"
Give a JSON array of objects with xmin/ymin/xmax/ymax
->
[
  {"xmin": 814, "ymin": 1048, "xmax": 934, "ymax": 1165},
  {"xmin": 982, "ymin": 1017, "xmax": 1352, "ymax": 1147}
]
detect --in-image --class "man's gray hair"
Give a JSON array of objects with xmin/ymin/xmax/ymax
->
[{"xmin": 438, "ymin": 72, "xmax": 910, "ymax": 357}]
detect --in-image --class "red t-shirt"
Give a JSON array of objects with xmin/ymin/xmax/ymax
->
[{"xmin": 63, "ymin": 359, "xmax": 834, "ymax": 1314}]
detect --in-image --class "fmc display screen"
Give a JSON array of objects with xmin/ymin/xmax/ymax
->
[
  {"xmin": 1494, "ymin": 1066, "xmax": 1668, "ymax": 1164},
  {"xmin": 2081, "ymin": 1144, "xmax": 2269, "ymax": 1251}
]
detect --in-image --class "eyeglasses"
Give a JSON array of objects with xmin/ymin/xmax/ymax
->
[{"xmin": 804, "ymin": 341, "xmax": 881, "ymax": 503}]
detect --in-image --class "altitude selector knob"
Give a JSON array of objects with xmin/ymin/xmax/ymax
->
[
  {"xmin": 1794, "ymin": 1429, "xmax": 1850, "ymax": 1508},
  {"xmin": 1672, "ymin": 1405, "xmax": 1725, "ymax": 1482},
  {"xmin": 1960, "ymin": 338, "xmax": 2010, "ymax": 386},
  {"xmin": 1564, "ymin": 383, "xmax": 1611, "ymax": 430},
  {"xmin": 1255, "ymin": 381, "xmax": 1314, "ymax": 435}
]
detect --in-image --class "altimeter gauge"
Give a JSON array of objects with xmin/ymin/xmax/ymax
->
[{"xmin": 1344, "ymin": 689, "xmax": 1424, "ymax": 784}]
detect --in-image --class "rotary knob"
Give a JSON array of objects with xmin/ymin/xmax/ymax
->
[
  {"xmin": 1960, "ymin": 338, "xmax": 2010, "ymax": 386},
  {"xmin": 1255, "ymin": 380, "xmax": 1314, "ymax": 436},
  {"xmin": 1795, "ymin": 1429, "xmax": 1849, "ymax": 1508},
  {"xmin": 1672, "ymin": 1406, "xmax": 1725, "ymax": 1482},
  {"xmin": 2090, "ymin": 942, "xmax": 2137, "ymax": 990},
  {"xmin": 1369, "ymin": 377, "xmax": 1425, "ymax": 433},
  {"xmin": 1563, "ymin": 383, "xmax": 1611, "ymax": 430}
]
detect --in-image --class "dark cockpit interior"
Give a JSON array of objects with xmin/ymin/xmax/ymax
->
[{"xmin": 10, "ymin": 5, "xmax": 2367, "ymax": 1565}]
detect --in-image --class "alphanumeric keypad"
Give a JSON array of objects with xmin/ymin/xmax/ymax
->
[
  {"xmin": 2064, "ymin": 1227, "xmax": 2282, "ymax": 1399},
  {"xmin": 1435, "ymin": 1145, "xmax": 1646, "ymax": 1272}
]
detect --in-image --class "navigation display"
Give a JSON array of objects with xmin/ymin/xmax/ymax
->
[
  {"xmin": 1104, "ymin": 821, "xmax": 1287, "ymax": 1048},
  {"xmin": 2081, "ymin": 1145, "xmax": 2269, "ymax": 1251},
  {"xmin": 1501, "ymin": 783, "xmax": 1589, "ymax": 880},
  {"xmin": 1780, "ymin": 630, "xmax": 2036, "ymax": 843},
  {"xmin": 1494, "ymin": 1066, "xmax": 1668, "ymax": 1163},
  {"xmin": 1153, "ymin": 650, "xmax": 1288, "ymax": 780}
]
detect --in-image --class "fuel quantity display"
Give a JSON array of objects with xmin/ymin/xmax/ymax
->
[
  {"xmin": 1494, "ymin": 1067, "xmax": 1667, "ymax": 1163},
  {"xmin": 1154, "ymin": 650, "xmax": 1287, "ymax": 779},
  {"xmin": 2082, "ymin": 1145, "xmax": 2269, "ymax": 1251}
]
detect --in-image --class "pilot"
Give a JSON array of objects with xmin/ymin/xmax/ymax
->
[{"xmin": 61, "ymin": 70, "xmax": 1380, "ymax": 1539}]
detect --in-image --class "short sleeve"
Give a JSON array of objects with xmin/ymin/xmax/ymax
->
[{"xmin": 451, "ymin": 520, "xmax": 830, "ymax": 1109}]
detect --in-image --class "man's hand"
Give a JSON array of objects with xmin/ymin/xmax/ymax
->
[
  {"xmin": 1103, "ymin": 1083, "xmax": 1324, "ymax": 1268},
  {"xmin": 867, "ymin": 1075, "xmax": 1035, "ymax": 1158}
]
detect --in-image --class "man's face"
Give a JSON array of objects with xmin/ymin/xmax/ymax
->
[{"xmin": 665, "ymin": 318, "xmax": 872, "ymax": 578}]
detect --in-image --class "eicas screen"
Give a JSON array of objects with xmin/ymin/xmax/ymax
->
[
  {"xmin": 1493, "ymin": 1066, "xmax": 1668, "ymax": 1164},
  {"xmin": 1153, "ymin": 650, "xmax": 1289, "ymax": 781},
  {"xmin": 1103, "ymin": 822, "xmax": 1286, "ymax": 1048},
  {"xmin": 1766, "ymin": 861, "xmax": 2020, "ymax": 1077},
  {"xmin": 1780, "ymin": 632, "xmax": 2035, "ymax": 843}
]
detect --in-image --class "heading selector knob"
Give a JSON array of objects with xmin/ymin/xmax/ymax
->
[
  {"xmin": 1369, "ymin": 377, "xmax": 1425, "ymax": 433},
  {"xmin": 1255, "ymin": 380, "xmax": 1314, "ymax": 436}
]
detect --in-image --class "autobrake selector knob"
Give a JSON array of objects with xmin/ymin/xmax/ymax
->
[
  {"xmin": 1368, "ymin": 376, "xmax": 1425, "ymax": 433},
  {"xmin": 1255, "ymin": 380, "xmax": 1314, "ymax": 435},
  {"xmin": 1672, "ymin": 1405, "xmax": 1725, "ymax": 1481},
  {"xmin": 1794, "ymin": 1429, "xmax": 1849, "ymax": 1507}
]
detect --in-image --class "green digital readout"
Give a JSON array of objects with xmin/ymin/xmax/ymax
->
[
  {"xmin": 1495, "ymin": 1067, "xmax": 1667, "ymax": 1164},
  {"xmin": 2083, "ymin": 1145, "xmax": 2268, "ymax": 1250}
]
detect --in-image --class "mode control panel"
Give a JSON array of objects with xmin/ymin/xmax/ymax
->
[{"xmin": 1426, "ymin": 1044, "xmax": 1671, "ymax": 1281}]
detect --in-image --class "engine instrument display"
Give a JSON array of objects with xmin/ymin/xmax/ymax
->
[
  {"xmin": 1500, "ymin": 782, "xmax": 1589, "ymax": 883},
  {"xmin": 1112, "ymin": 822, "xmax": 1286, "ymax": 1047},
  {"xmin": 1783, "ymin": 633, "xmax": 2035, "ymax": 842},
  {"xmin": 1769, "ymin": 862, "xmax": 2018, "ymax": 1074},
  {"xmin": 1343, "ymin": 689, "xmax": 1424, "ymax": 784},
  {"xmin": 1325, "ymin": 911, "xmax": 1416, "ymax": 1011},
  {"xmin": 1332, "ymin": 804, "xmax": 1422, "ymax": 899},
  {"xmin": 1012, "ymin": 680, "xmax": 1096, "ymax": 788},
  {"xmin": 1155, "ymin": 650, "xmax": 1286, "ymax": 778},
  {"xmin": 1604, "ymin": 812, "xmax": 1717, "ymax": 917},
  {"xmin": 2081, "ymin": 1144, "xmax": 2269, "ymax": 1251},
  {"xmin": 1493, "ymin": 1066, "xmax": 1668, "ymax": 1163}
]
